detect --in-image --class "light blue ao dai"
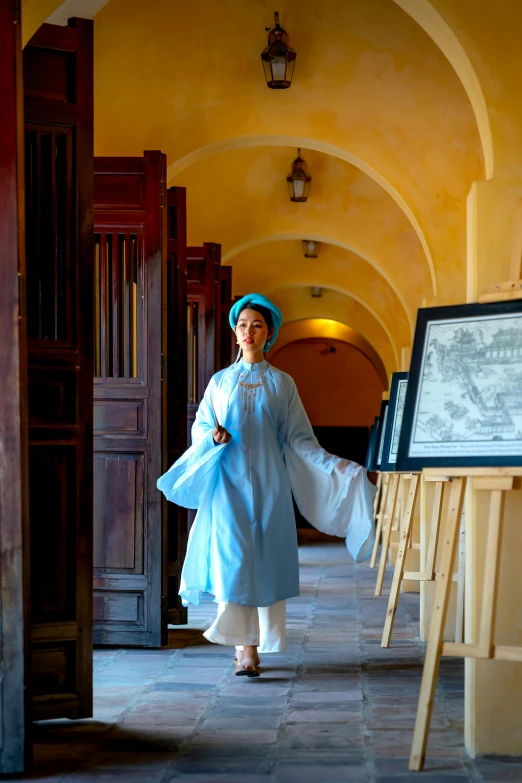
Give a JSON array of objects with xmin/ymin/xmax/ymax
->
[{"xmin": 157, "ymin": 360, "xmax": 376, "ymax": 607}]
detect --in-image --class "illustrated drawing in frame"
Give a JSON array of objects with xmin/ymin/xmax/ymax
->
[
  {"xmin": 380, "ymin": 372, "xmax": 408, "ymax": 472},
  {"xmin": 396, "ymin": 301, "xmax": 522, "ymax": 471},
  {"xmin": 370, "ymin": 401, "xmax": 389, "ymax": 472}
]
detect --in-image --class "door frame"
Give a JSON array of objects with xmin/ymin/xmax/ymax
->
[{"xmin": 0, "ymin": 0, "xmax": 30, "ymax": 773}]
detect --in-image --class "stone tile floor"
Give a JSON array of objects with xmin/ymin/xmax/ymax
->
[{"xmin": 13, "ymin": 543, "xmax": 522, "ymax": 782}]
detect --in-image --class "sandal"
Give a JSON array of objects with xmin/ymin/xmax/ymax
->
[{"xmin": 233, "ymin": 655, "xmax": 261, "ymax": 678}]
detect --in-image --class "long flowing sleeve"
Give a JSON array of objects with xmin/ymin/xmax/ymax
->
[
  {"xmin": 156, "ymin": 376, "xmax": 227, "ymax": 509},
  {"xmin": 283, "ymin": 377, "xmax": 376, "ymax": 563}
]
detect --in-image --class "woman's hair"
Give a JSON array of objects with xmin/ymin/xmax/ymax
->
[{"xmin": 237, "ymin": 303, "xmax": 273, "ymax": 330}]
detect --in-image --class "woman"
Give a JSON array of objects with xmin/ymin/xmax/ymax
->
[{"xmin": 157, "ymin": 293, "xmax": 376, "ymax": 677}]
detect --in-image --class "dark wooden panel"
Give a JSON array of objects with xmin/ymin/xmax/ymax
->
[
  {"xmin": 31, "ymin": 643, "xmax": 76, "ymax": 697},
  {"xmin": 94, "ymin": 173, "xmax": 145, "ymax": 211},
  {"xmin": 165, "ymin": 187, "xmax": 188, "ymax": 624},
  {"xmin": 93, "ymin": 592, "xmax": 144, "ymax": 626},
  {"xmin": 0, "ymin": 0, "xmax": 29, "ymax": 773},
  {"xmin": 186, "ymin": 243, "xmax": 221, "ymax": 399},
  {"xmin": 23, "ymin": 49, "xmax": 74, "ymax": 103},
  {"xmin": 218, "ymin": 265, "xmax": 233, "ymax": 370},
  {"xmin": 94, "ymin": 152, "xmax": 166, "ymax": 647},
  {"xmin": 93, "ymin": 453, "xmax": 144, "ymax": 571},
  {"xmin": 94, "ymin": 400, "xmax": 144, "ymax": 434},
  {"xmin": 29, "ymin": 447, "xmax": 77, "ymax": 623},
  {"xmin": 28, "ymin": 369, "xmax": 77, "ymax": 424},
  {"xmin": 24, "ymin": 17, "xmax": 94, "ymax": 721},
  {"xmin": 24, "ymin": 124, "xmax": 74, "ymax": 345}
]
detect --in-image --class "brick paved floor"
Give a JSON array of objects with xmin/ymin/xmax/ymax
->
[{"xmin": 14, "ymin": 543, "xmax": 522, "ymax": 782}]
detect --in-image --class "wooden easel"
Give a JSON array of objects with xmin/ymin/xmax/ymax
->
[
  {"xmin": 380, "ymin": 474, "xmax": 466, "ymax": 646},
  {"xmin": 374, "ymin": 470, "xmax": 383, "ymax": 514},
  {"xmin": 409, "ymin": 467, "xmax": 522, "ymax": 770},
  {"xmin": 407, "ymin": 274, "xmax": 522, "ymax": 770},
  {"xmin": 370, "ymin": 472, "xmax": 390, "ymax": 568},
  {"xmin": 374, "ymin": 472, "xmax": 417, "ymax": 596},
  {"xmin": 374, "ymin": 472, "xmax": 400, "ymax": 594}
]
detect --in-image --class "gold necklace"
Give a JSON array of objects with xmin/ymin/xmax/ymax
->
[{"xmin": 238, "ymin": 371, "xmax": 265, "ymax": 413}]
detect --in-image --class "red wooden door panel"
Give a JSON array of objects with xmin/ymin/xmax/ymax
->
[
  {"xmin": 164, "ymin": 187, "xmax": 188, "ymax": 624},
  {"xmin": 23, "ymin": 19, "xmax": 94, "ymax": 721},
  {"xmin": 93, "ymin": 152, "xmax": 167, "ymax": 646},
  {"xmin": 186, "ymin": 243, "xmax": 221, "ymax": 431},
  {"xmin": 186, "ymin": 243, "xmax": 221, "ymax": 532},
  {"xmin": 218, "ymin": 266, "xmax": 233, "ymax": 369},
  {"xmin": 0, "ymin": 0, "xmax": 29, "ymax": 772}
]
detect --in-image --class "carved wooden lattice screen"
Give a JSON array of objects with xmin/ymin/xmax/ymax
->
[
  {"xmin": 93, "ymin": 152, "xmax": 167, "ymax": 647},
  {"xmin": 24, "ymin": 18, "xmax": 94, "ymax": 722}
]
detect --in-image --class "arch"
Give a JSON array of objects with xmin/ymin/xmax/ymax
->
[
  {"xmin": 224, "ymin": 233, "xmax": 415, "ymax": 336},
  {"xmin": 270, "ymin": 319, "xmax": 389, "ymax": 389},
  {"xmin": 167, "ymin": 135, "xmax": 437, "ymax": 298},
  {"xmin": 392, "ymin": 0, "xmax": 493, "ymax": 179},
  {"xmin": 266, "ymin": 284, "xmax": 401, "ymax": 371}
]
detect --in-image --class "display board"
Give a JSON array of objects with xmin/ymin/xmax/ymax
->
[
  {"xmin": 380, "ymin": 372, "xmax": 408, "ymax": 472},
  {"xmin": 370, "ymin": 402, "xmax": 388, "ymax": 472},
  {"xmin": 396, "ymin": 301, "xmax": 522, "ymax": 471}
]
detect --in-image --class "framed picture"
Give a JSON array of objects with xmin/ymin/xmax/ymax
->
[
  {"xmin": 370, "ymin": 401, "xmax": 389, "ymax": 472},
  {"xmin": 396, "ymin": 301, "xmax": 522, "ymax": 471},
  {"xmin": 365, "ymin": 419, "xmax": 378, "ymax": 470},
  {"xmin": 380, "ymin": 372, "xmax": 408, "ymax": 472}
]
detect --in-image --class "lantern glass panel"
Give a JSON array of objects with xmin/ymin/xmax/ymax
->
[
  {"xmin": 262, "ymin": 58, "xmax": 273, "ymax": 84},
  {"xmin": 285, "ymin": 57, "xmax": 296, "ymax": 84},
  {"xmin": 293, "ymin": 179, "xmax": 305, "ymax": 199},
  {"xmin": 271, "ymin": 57, "xmax": 286, "ymax": 82}
]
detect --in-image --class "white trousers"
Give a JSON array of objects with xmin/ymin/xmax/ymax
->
[{"xmin": 203, "ymin": 600, "xmax": 286, "ymax": 653}]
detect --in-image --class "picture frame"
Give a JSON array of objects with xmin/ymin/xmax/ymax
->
[
  {"xmin": 396, "ymin": 301, "xmax": 522, "ymax": 471},
  {"xmin": 370, "ymin": 401, "xmax": 388, "ymax": 472},
  {"xmin": 380, "ymin": 372, "xmax": 408, "ymax": 472},
  {"xmin": 365, "ymin": 419, "xmax": 378, "ymax": 471}
]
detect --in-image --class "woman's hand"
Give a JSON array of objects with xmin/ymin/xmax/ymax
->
[{"xmin": 213, "ymin": 427, "xmax": 232, "ymax": 444}]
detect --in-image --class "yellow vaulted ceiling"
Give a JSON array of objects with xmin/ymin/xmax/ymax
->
[{"xmin": 25, "ymin": 0, "xmax": 513, "ymax": 378}]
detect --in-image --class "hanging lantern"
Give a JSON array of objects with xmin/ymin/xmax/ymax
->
[
  {"xmin": 261, "ymin": 12, "xmax": 296, "ymax": 89},
  {"xmin": 302, "ymin": 240, "xmax": 321, "ymax": 258},
  {"xmin": 287, "ymin": 149, "xmax": 311, "ymax": 202}
]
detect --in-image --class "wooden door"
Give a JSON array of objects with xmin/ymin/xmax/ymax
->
[
  {"xmin": 218, "ymin": 265, "xmax": 233, "ymax": 369},
  {"xmin": 186, "ymin": 243, "xmax": 221, "ymax": 431},
  {"xmin": 0, "ymin": 0, "xmax": 29, "ymax": 772},
  {"xmin": 24, "ymin": 19, "xmax": 94, "ymax": 721},
  {"xmin": 93, "ymin": 152, "xmax": 167, "ymax": 646},
  {"xmin": 164, "ymin": 187, "xmax": 188, "ymax": 624}
]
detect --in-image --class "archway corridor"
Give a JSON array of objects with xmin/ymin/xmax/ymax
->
[
  {"xmin": 3, "ymin": 0, "xmax": 522, "ymax": 778},
  {"xmin": 20, "ymin": 544, "xmax": 512, "ymax": 782}
]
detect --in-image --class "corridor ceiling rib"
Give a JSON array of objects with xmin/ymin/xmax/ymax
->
[
  {"xmin": 22, "ymin": 0, "xmax": 111, "ymax": 44},
  {"xmin": 269, "ymin": 319, "xmax": 389, "ymax": 389},
  {"xmin": 392, "ymin": 0, "xmax": 493, "ymax": 179},
  {"xmin": 223, "ymin": 232, "xmax": 415, "ymax": 336},
  {"xmin": 167, "ymin": 135, "xmax": 438, "ymax": 299},
  {"xmin": 266, "ymin": 284, "xmax": 401, "ymax": 371},
  {"xmin": 267, "ymin": 285, "xmax": 399, "ymax": 377}
]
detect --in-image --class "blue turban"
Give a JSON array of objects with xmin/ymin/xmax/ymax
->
[{"xmin": 229, "ymin": 293, "xmax": 283, "ymax": 352}]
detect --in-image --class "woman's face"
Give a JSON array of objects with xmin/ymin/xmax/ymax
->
[{"xmin": 235, "ymin": 308, "xmax": 274, "ymax": 353}]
